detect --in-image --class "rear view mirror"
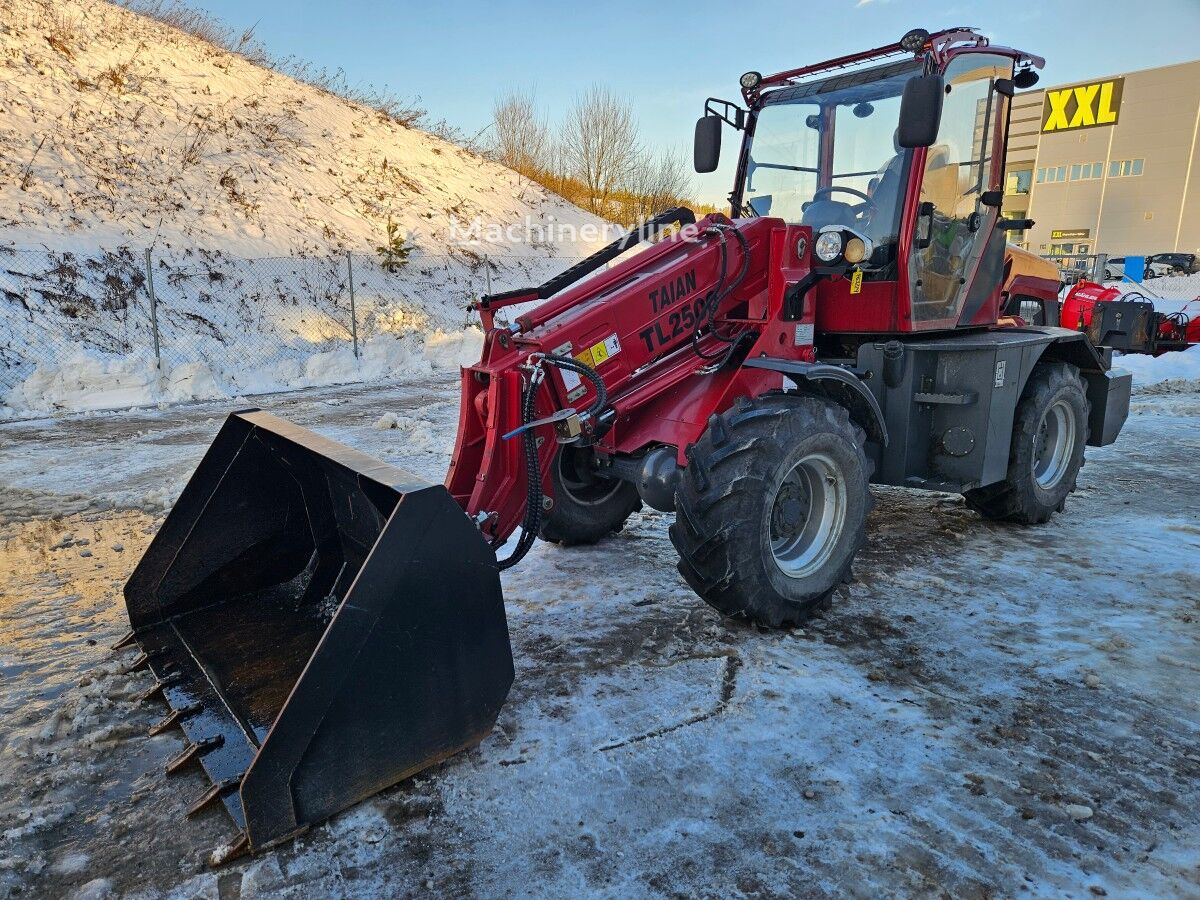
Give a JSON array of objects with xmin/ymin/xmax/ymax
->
[
  {"xmin": 694, "ymin": 115, "xmax": 722, "ymax": 173},
  {"xmin": 897, "ymin": 74, "xmax": 944, "ymax": 148}
]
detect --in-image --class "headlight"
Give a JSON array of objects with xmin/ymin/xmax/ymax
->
[
  {"xmin": 739, "ymin": 71, "xmax": 762, "ymax": 90},
  {"xmin": 814, "ymin": 231, "xmax": 843, "ymax": 262}
]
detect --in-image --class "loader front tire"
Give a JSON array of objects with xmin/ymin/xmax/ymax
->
[
  {"xmin": 670, "ymin": 394, "xmax": 872, "ymax": 628},
  {"xmin": 539, "ymin": 445, "xmax": 642, "ymax": 546},
  {"xmin": 963, "ymin": 362, "xmax": 1088, "ymax": 524}
]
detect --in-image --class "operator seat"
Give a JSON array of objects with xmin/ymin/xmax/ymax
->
[
  {"xmin": 864, "ymin": 130, "xmax": 907, "ymax": 246},
  {"xmin": 799, "ymin": 197, "xmax": 856, "ymax": 231}
]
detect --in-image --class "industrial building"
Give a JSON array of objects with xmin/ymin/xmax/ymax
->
[{"xmin": 1002, "ymin": 59, "xmax": 1200, "ymax": 258}]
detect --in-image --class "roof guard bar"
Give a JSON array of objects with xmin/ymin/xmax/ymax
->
[{"xmin": 745, "ymin": 27, "xmax": 1043, "ymax": 105}]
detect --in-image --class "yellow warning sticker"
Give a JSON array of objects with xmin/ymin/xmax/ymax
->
[
  {"xmin": 850, "ymin": 269, "xmax": 863, "ymax": 294},
  {"xmin": 579, "ymin": 334, "xmax": 621, "ymax": 367}
]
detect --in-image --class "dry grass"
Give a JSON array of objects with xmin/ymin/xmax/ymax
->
[
  {"xmin": 119, "ymin": 0, "xmax": 429, "ymax": 131},
  {"xmin": 98, "ymin": 60, "xmax": 134, "ymax": 91},
  {"xmin": 44, "ymin": 11, "xmax": 80, "ymax": 59}
]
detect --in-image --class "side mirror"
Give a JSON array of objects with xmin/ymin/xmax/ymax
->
[
  {"xmin": 694, "ymin": 115, "xmax": 722, "ymax": 173},
  {"xmin": 897, "ymin": 74, "xmax": 944, "ymax": 148}
]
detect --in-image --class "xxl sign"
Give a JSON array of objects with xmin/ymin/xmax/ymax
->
[{"xmin": 1041, "ymin": 78, "xmax": 1124, "ymax": 133}]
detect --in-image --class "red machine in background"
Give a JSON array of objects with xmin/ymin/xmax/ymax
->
[{"xmin": 1062, "ymin": 281, "xmax": 1200, "ymax": 356}]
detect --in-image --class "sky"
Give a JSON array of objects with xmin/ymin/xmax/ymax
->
[{"xmin": 190, "ymin": 0, "xmax": 1200, "ymax": 203}]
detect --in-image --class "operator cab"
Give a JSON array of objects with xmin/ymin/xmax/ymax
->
[
  {"xmin": 695, "ymin": 28, "xmax": 1045, "ymax": 333},
  {"xmin": 741, "ymin": 59, "xmax": 919, "ymax": 277}
]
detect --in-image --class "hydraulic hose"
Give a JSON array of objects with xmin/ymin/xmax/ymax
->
[
  {"xmin": 693, "ymin": 223, "xmax": 754, "ymax": 363},
  {"xmin": 540, "ymin": 353, "xmax": 607, "ymax": 417},
  {"xmin": 496, "ymin": 372, "xmax": 542, "ymax": 570},
  {"xmin": 495, "ymin": 353, "xmax": 606, "ymax": 571}
]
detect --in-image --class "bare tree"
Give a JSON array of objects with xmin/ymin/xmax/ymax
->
[
  {"xmin": 620, "ymin": 147, "xmax": 693, "ymax": 223},
  {"xmin": 560, "ymin": 85, "xmax": 639, "ymax": 216},
  {"xmin": 492, "ymin": 89, "xmax": 548, "ymax": 178}
]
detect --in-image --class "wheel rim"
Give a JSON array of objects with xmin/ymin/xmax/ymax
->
[
  {"xmin": 768, "ymin": 452, "xmax": 848, "ymax": 579},
  {"xmin": 556, "ymin": 447, "xmax": 623, "ymax": 506},
  {"xmin": 1032, "ymin": 399, "xmax": 1076, "ymax": 489}
]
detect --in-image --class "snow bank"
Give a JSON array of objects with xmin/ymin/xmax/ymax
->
[
  {"xmin": 3, "ymin": 329, "xmax": 484, "ymax": 416},
  {"xmin": 1117, "ymin": 344, "xmax": 1200, "ymax": 386},
  {"xmin": 0, "ymin": 0, "xmax": 609, "ymax": 417}
]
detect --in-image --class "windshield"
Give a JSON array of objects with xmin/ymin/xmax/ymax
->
[{"xmin": 740, "ymin": 60, "xmax": 921, "ymax": 269}]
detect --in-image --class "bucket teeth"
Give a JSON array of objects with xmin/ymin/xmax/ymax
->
[
  {"xmin": 207, "ymin": 832, "xmax": 250, "ymax": 868},
  {"xmin": 165, "ymin": 735, "xmax": 225, "ymax": 775},
  {"xmin": 186, "ymin": 776, "xmax": 243, "ymax": 818},
  {"xmin": 125, "ymin": 647, "xmax": 167, "ymax": 674},
  {"xmin": 148, "ymin": 702, "xmax": 202, "ymax": 737},
  {"xmin": 112, "ymin": 630, "xmax": 138, "ymax": 651},
  {"xmin": 135, "ymin": 672, "xmax": 183, "ymax": 704}
]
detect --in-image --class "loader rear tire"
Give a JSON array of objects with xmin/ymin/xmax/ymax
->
[
  {"xmin": 670, "ymin": 393, "xmax": 872, "ymax": 628},
  {"xmin": 963, "ymin": 362, "xmax": 1088, "ymax": 524},
  {"xmin": 539, "ymin": 445, "xmax": 642, "ymax": 546}
]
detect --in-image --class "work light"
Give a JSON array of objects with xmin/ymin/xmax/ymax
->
[
  {"xmin": 814, "ymin": 231, "xmax": 843, "ymax": 262},
  {"xmin": 899, "ymin": 29, "xmax": 930, "ymax": 53},
  {"xmin": 740, "ymin": 71, "xmax": 762, "ymax": 90},
  {"xmin": 843, "ymin": 236, "xmax": 870, "ymax": 265}
]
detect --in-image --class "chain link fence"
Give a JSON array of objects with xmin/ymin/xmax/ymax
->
[
  {"xmin": 1039, "ymin": 253, "xmax": 1109, "ymax": 286},
  {"xmin": 0, "ymin": 244, "xmax": 589, "ymax": 412}
]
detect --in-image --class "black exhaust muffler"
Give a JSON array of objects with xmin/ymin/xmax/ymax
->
[{"xmin": 121, "ymin": 410, "xmax": 513, "ymax": 853}]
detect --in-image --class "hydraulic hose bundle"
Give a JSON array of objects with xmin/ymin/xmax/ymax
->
[
  {"xmin": 692, "ymin": 223, "xmax": 755, "ymax": 366},
  {"xmin": 496, "ymin": 353, "xmax": 606, "ymax": 570}
]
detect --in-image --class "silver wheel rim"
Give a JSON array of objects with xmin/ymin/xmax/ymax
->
[
  {"xmin": 769, "ymin": 452, "xmax": 848, "ymax": 579},
  {"xmin": 1033, "ymin": 399, "xmax": 1076, "ymax": 489}
]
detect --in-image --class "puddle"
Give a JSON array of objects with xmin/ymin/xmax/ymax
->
[{"xmin": 0, "ymin": 512, "xmax": 230, "ymax": 897}]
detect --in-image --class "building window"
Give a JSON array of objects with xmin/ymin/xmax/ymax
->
[
  {"xmin": 1108, "ymin": 158, "xmax": 1145, "ymax": 178},
  {"xmin": 1038, "ymin": 166, "xmax": 1068, "ymax": 184},
  {"xmin": 1007, "ymin": 169, "xmax": 1032, "ymax": 193},
  {"xmin": 1067, "ymin": 162, "xmax": 1103, "ymax": 181}
]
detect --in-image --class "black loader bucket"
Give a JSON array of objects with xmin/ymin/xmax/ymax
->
[{"xmin": 120, "ymin": 410, "xmax": 513, "ymax": 855}]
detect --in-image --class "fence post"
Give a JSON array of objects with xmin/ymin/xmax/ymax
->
[
  {"xmin": 144, "ymin": 248, "xmax": 161, "ymax": 371},
  {"xmin": 346, "ymin": 251, "xmax": 359, "ymax": 359},
  {"xmin": 1093, "ymin": 253, "xmax": 1108, "ymax": 282},
  {"xmin": 484, "ymin": 253, "xmax": 492, "ymax": 295}
]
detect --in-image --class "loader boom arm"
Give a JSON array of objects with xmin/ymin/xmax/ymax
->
[{"xmin": 446, "ymin": 213, "xmax": 817, "ymax": 546}]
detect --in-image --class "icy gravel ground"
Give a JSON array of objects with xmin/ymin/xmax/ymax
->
[{"xmin": 1, "ymin": 377, "xmax": 1199, "ymax": 898}]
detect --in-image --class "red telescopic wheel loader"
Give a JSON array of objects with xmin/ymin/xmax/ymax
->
[{"xmin": 115, "ymin": 28, "xmax": 1131, "ymax": 856}]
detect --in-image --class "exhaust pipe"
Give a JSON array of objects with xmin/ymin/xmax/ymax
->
[{"xmin": 121, "ymin": 410, "xmax": 513, "ymax": 853}]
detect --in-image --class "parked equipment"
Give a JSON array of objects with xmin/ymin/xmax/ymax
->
[
  {"xmin": 1060, "ymin": 281, "xmax": 1200, "ymax": 356},
  {"xmin": 118, "ymin": 28, "xmax": 1131, "ymax": 856}
]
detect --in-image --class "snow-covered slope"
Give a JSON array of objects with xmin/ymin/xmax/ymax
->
[
  {"xmin": 0, "ymin": 0, "xmax": 604, "ymax": 255},
  {"xmin": 0, "ymin": 0, "xmax": 609, "ymax": 415}
]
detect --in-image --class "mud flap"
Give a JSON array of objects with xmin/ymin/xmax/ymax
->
[{"xmin": 122, "ymin": 410, "xmax": 513, "ymax": 853}]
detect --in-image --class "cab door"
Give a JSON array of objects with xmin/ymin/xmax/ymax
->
[{"xmin": 908, "ymin": 53, "xmax": 1014, "ymax": 329}]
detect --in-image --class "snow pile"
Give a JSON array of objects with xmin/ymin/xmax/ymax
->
[
  {"xmin": 1117, "ymin": 344, "xmax": 1200, "ymax": 386},
  {"xmin": 0, "ymin": 0, "xmax": 609, "ymax": 415},
  {"xmin": 4, "ymin": 328, "xmax": 484, "ymax": 415}
]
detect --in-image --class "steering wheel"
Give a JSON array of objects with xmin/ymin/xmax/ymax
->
[{"xmin": 812, "ymin": 185, "xmax": 875, "ymax": 212}]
